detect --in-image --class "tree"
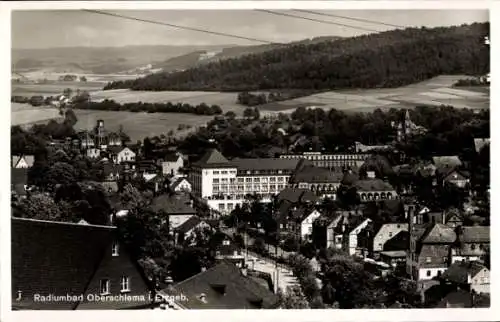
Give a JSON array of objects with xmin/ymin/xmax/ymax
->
[
  {"xmin": 13, "ymin": 193, "xmax": 78, "ymax": 223},
  {"xmin": 43, "ymin": 162, "xmax": 78, "ymax": 190},
  {"xmin": 63, "ymin": 88, "xmax": 73, "ymax": 98},
  {"xmin": 278, "ymin": 286, "xmax": 310, "ymax": 309},
  {"xmin": 79, "ymin": 76, "xmax": 87, "ymax": 82},
  {"xmin": 225, "ymin": 111, "xmax": 237, "ymax": 119}
]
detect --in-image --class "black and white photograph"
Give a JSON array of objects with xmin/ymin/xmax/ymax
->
[{"xmin": 2, "ymin": 1, "xmax": 494, "ymax": 319}]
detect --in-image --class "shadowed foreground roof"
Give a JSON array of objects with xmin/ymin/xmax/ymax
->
[
  {"xmin": 168, "ymin": 261, "xmax": 279, "ymax": 309},
  {"xmin": 11, "ymin": 217, "xmax": 115, "ymax": 310}
]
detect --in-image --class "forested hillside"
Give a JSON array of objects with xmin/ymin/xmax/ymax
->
[{"xmin": 104, "ymin": 23, "xmax": 489, "ymax": 91}]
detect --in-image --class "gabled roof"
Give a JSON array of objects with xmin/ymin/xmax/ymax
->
[
  {"xmin": 150, "ymin": 194, "xmax": 197, "ymax": 215},
  {"xmin": 171, "ymin": 177, "xmax": 191, "ymax": 190},
  {"xmin": 11, "ymin": 217, "xmax": 113, "ymax": 310},
  {"xmin": 432, "ymin": 156, "xmax": 462, "ymax": 168},
  {"xmin": 473, "ymin": 138, "xmax": 490, "ymax": 153},
  {"xmin": 168, "ymin": 261, "xmax": 279, "ymax": 309},
  {"xmin": 12, "ymin": 155, "xmax": 35, "ymax": 168},
  {"xmin": 458, "ymin": 226, "xmax": 490, "ymax": 243},
  {"xmin": 176, "ymin": 216, "xmax": 205, "ymax": 234},
  {"xmin": 194, "ymin": 149, "xmax": 231, "ymax": 168},
  {"xmin": 442, "ymin": 261, "xmax": 488, "ymax": 285},
  {"xmin": 107, "ymin": 146, "xmax": 125, "ymax": 154},
  {"xmin": 420, "ymin": 223, "xmax": 457, "ymax": 244},
  {"xmin": 163, "ymin": 153, "xmax": 182, "ymax": 162}
]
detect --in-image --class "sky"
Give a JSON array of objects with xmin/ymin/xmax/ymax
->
[{"xmin": 11, "ymin": 9, "xmax": 489, "ymax": 49}]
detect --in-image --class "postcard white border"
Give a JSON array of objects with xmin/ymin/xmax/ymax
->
[{"xmin": 0, "ymin": 1, "xmax": 497, "ymax": 322}]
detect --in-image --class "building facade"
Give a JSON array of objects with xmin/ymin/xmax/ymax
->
[{"xmin": 279, "ymin": 152, "xmax": 370, "ymax": 171}]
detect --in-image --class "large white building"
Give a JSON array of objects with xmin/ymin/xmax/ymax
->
[{"xmin": 189, "ymin": 149, "xmax": 301, "ymax": 214}]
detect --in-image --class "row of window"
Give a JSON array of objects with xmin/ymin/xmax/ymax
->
[
  {"xmin": 212, "ymin": 184, "xmax": 285, "ymax": 192},
  {"xmin": 213, "ymin": 176, "xmax": 288, "ymax": 184},
  {"xmin": 212, "ymin": 170, "xmax": 237, "ymax": 175},
  {"xmin": 99, "ymin": 277, "xmax": 130, "ymax": 295},
  {"xmin": 282, "ymin": 154, "xmax": 369, "ymax": 161}
]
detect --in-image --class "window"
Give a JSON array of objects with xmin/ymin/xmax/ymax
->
[
  {"xmin": 426, "ymin": 270, "xmax": 431, "ymax": 277},
  {"xmin": 237, "ymin": 178, "xmax": 244, "ymax": 183},
  {"xmin": 471, "ymin": 244, "xmax": 476, "ymax": 250},
  {"xmin": 245, "ymin": 178, "xmax": 252, "ymax": 183},
  {"xmin": 218, "ymin": 203, "xmax": 225, "ymax": 210},
  {"xmin": 100, "ymin": 279, "xmax": 110, "ymax": 295},
  {"xmin": 120, "ymin": 276, "xmax": 130, "ymax": 292},
  {"xmin": 112, "ymin": 241, "xmax": 119, "ymax": 256},
  {"xmin": 213, "ymin": 171, "xmax": 220, "ymax": 175},
  {"xmin": 213, "ymin": 179, "xmax": 220, "ymax": 184},
  {"xmin": 308, "ymin": 226, "xmax": 313, "ymax": 233},
  {"xmin": 221, "ymin": 171, "xmax": 228, "ymax": 175},
  {"xmin": 389, "ymin": 232, "xmax": 393, "ymax": 237},
  {"xmin": 426, "ymin": 257, "xmax": 432, "ymax": 263}
]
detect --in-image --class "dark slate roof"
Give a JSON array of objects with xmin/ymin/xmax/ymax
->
[
  {"xmin": 442, "ymin": 261, "xmax": 487, "ymax": 284},
  {"xmin": 420, "ymin": 223, "xmax": 457, "ymax": 244},
  {"xmin": 168, "ymin": 261, "xmax": 279, "ymax": 309},
  {"xmin": 107, "ymin": 146, "xmax": 124, "ymax": 154},
  {"xmin": 290, "ymin": 165, "xmax": 343, "ymax": 184},
  {"xmin": 354, "ymin": 179, "xmax": 395, "ymax": 192},
  {"xmin": 13, "ymin": 184, "xmax": 27, "ymax": 196},
  {"xmin": 230, "ymin": 158, "xmax": 300, "ymax": 172},
  {"xmin": 194, "ymin": 149, "xmax": 231, "ymax": 168},
  {"xmin": 277, "ymin": 187, "xmax": 318, "ymax": 204},
  {"xmin": 102, "ymin": 163, "xmax": 122, "ymax": 176},
  {"xmin": 163, "ymin": 153, "xmax": 181, "ymax": 162},
  {"xmin": 150, "ymin": 194, "xmax": 197, "ymax": 215},
  {"xmin": 11, "ymin": 168, "xmax": 28, "ymax": 185},
  {"xmin": 434, "ymin": 290, "xmax": 490, "ymax": 308},
  {"xmin": 11, "ymin": 217, "xmax": 114, "ymax": 310},
  {"xmin": 176, "ymin": 216, "xmax": 204, "ymax": 234},
  {"xmin": 459, "ymin": 226, "xmax": 490, "ymax": 243},
  {"xmin": 341, "ymin": 171, "xmax": 360, "ymax": 186}
]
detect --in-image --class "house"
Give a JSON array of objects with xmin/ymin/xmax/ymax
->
[
  {"xmin": 276, "ymin": 187, "xmax": 318, "ymax": 205},
  {"xmin": 451, "ymin": 226, "xmax": 490, "ymax": 264},
  {"xmin": 432, "ymin": 156, "xmax": 462, "ymax": 169},
  {"xmin": 299, "ymin": 209, "xmax": 322, "ymax": 241},
  {"xmin": 473, "ymin": 138, "xmax": 489, "ymax": 153},
  {"xmin": 354, "ymin": 179, "xmax": 397, "ymax": 202},
  {"xmin": 442, "ymin": 261, "xmax": 490, "ymax": 294},
  {"xmin": 108, "ymin": 147, "xmax": 136, "ymax": 164},
  {"xmin": 170, "ymin": 177, "xmax": 192, "ymax": 193},
  {"xmin": 444, "ymin": 208, "xmax": 464, "ymax": 228},
  {"xmin": 175, "ymin": 216, "xmax": 212, "ymax": 245},
  {"xmin": 150, "ymin": 194, "xmax": 197, "ymax": 229},
  {"xmin": 288, "ymin": 162, "xmax": 343, "ymax": 199},
  {"xmin": 12, "ymin": 155, "xmax": 34, "ymax": 168},
  {"xmin": 312, "ymin": 212, "xmax": 344, "ymax": 249},
  {"xmin": 165, "ymin": 261, "xmax": 279, "ymax": 309},
  {"xmin": 372, "ymin": 223, "xmax": 408, "ymax": 255},
  {"xmin": 276, "ymin": 205, "xmax": 321, "ymax": 241},
  {"xmin": 338, "ymin": 217, "xmax": 372, "ymax": 256},
  {"xmin": 161, "ymin": 153, "xmax": 184, "ymax": 176},
  {"xmin": 407, "ymin": 223, "xmax": 457, "ymax": 281},
  {"xmin": 379, "ymin": 250, "xmax": 407, "ymax": 269},
  {"xmin": 102, "ymin": 163, "xmax": 122, "ymax": 182},
  {"xmin": 214, "ymin": 236, "xmax": 245, "ymax": 268},
  {"xmin": 11, "ymin": 168, "xmax": 29, "ymax": 200},
  {"xmin": 434, "ymin": 289, "xmax": 490, "ymax": 308},
  {"xmin": 86, "ymin": 148, "xmax": 101, "ymax": 159},
  {"xmin": 441, "ymin": 169, "xmax": 470, "ymax": 189},
  {"xmin": 11, "ymin": 217, "xmax": 154, "ymax": 310}
]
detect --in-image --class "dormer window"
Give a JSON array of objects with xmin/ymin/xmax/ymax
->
[
  {"xmin": 100, "ymin": 279, "xmax": 110, "ymax": 295},
  {"xmin": 112, "ymin": 241, "xmax": 119, "ymax": 256}
]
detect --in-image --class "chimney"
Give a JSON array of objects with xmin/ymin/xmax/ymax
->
[{"xmin": 241, "ymin": 267, "xmax": 248, "ymax": 277}]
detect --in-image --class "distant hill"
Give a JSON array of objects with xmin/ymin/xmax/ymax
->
[
  {"xmin": 153, "ymin": 36, "xmax": 342, "ymax": 72},
  {"xmin": 103, "ymin": 23, "xmax": 489, "ymax": 92},
  {"xmin": 12, "ymin": 45, "xmax": 234, "ymax": 74}
]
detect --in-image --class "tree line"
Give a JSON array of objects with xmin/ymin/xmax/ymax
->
[
  {"xmin": 103, "ymin": 23, "xmax": 489, "ymax": 92},
  {"xmin": 237, "ymin": 90, "xmax": 319, "ymax": 107}
]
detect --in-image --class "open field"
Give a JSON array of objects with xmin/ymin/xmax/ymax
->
[
  {"xmin": 12, "ymin": 81, "xmax": 105, "ymax": 97},
  {"xmin": 11, "ymin": 103, "xmax": 63, "ymax": 126},
  {"xmin": 91, "ymin": 89, "xmax": 245, "ymax": 114},
  {"xmin": 259, "ymin": 76, "xmax": 489, "ymax": 115}
]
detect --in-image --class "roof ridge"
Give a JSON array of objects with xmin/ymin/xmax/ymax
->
[{"xmin": 11, "ymin": 216, "xmax": 116, "ymax": 229}]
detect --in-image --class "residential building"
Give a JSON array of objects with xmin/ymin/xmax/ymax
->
[
  {"xmin": 372, "ymin": 223, "xmax": 408, "ymax": 255},
  {"xmin": 407, "ymin": 221, "xmax": 457, "ymax": 281},
  {"xmin": 175, "ymin": 216, "xmax": 213, "ymax": 245},
  {"xmin": 102, "ymin": 163, "xmax": 122, "ymax": 182},
  {"xmin": 311, "ymin": 212, "xmax": 344, "ymax": 249},
  {"xmin": 189, "ymin": 149, "xmax": 300, "ymax": 214},
  {"xmin": 11, "ymin": 217, "xmax": 154, "ymax": 310},
  {"xmin": 108, "ymin": 147, "xmax": 136, "ymax": 164},
  {"xmin": 12, "ymin": 155, "xmax": 34, "ymax": 169},
  {"xmin": 393, "ymin": 109, "xmax": 427, "ymax": 142},
  {"xmin": 288, "ymin": 161, "xmax": 343, "ymax": 199},
  {"xmin": 165, "ymin": 261, "xmax": 279, "ymax": 309},
  {"xmin": 161, "ymin": 153, "xmax": 184, "ymax": 176},
  {"xmin": 444, "ymin": 208, "xmax": 464, "ymax": 228},
  {"xmin": 276, "ymin": 205, "xmax": 321, "ymax": 242},
  {"xmin": 380, "ymin": 250, "xmax": 407, "ymax": 269},
  {"xmin": 473, "ymin": 138, "xmax": 490, "ymax": 153},
  {"xmin": 441, "ymin": 169, "xmax": 470, "ymax": 189},
  {"xmin": 434, "ymin": 289, "xmax": 489, "ymax": 308},
  {"xmin": 432, "ymin": 156, "xmax": 463, "ymax": 169},
  {"xmin": 353, "ymin": 179, "xmax": 397, "ymax": 202},
  {"xmin": 344, "ymin": 218, "xmax": 372, "ymax": 256},
  {"xmin": 442, "ymin": 261, "xmax": 490, "ymax": 294},
  {"xmin": 150, "ymin": 194, "xmax": 197, "ymax": 229},
  {"xmin": 214, "ymin": 237, "xmax": 245, "ymax": 268},
  {"xmin": 451, "ymin": 226, "xmax": 490, "ymax": 264},
  {"xmin": 279, "ymin": 151, "xmax": 370, "ymax": 171},
  {"xmin": 354, "ymin": 141, "xmax": 392, "ymax": 153},
  {"xmin": 86, "ymin": 148, "xmax": 101, "ymax": 159},
  {"xmin": 170, "ymin": 177, "xmax": 192, "ymax": 193}
]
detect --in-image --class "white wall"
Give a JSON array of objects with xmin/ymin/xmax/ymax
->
[
  {"xmin": 418, "ymin": 267, "xmax": 447, "ymax": 280},
  {"xmin": 300, "ymin": 210, "xmax": 322, "ymax": 240},
  {"xmin": 169, "ymin": 214, "xmax": 194, "ymax": 230}
]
